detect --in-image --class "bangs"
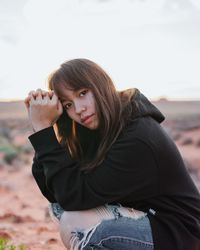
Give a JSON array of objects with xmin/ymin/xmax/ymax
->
[{"xmin": 48, "ymin": 66, "xmax": 91, "ymax": 97}]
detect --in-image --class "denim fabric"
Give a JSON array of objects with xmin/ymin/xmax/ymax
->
[
  {"xmin": 49, "ymin": 203, "xmax": 154, "ymax": 250},
  {"xmin": 49, "ymin": 202, "xmax": 65, "ymax": 222},
  {"xmin": 70, "ymin": 204, "xmax": 153, "ymax": 250},
  {"xmin": 82, "ymin": 216, "xmax": 153, "ymax": 250}
]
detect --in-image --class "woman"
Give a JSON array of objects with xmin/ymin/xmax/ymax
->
[{"xmin": 25, "ymin": 58, "xmax": 200, "ymax": 250}]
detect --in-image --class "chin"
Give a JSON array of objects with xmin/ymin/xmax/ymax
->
[
  {"xmin": 87, "ymin": 122, "xmax": 99, "ymax": 130},
  {"xmin": 86, "ymin": 125, "xmax": 97, "ymax": 130}
]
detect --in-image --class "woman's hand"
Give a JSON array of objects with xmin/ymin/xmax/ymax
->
[{"xmin": 24, "ymin": 89, "xmax": 63, "ymax": 132}]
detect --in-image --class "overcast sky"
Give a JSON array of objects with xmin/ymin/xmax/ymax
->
[{"xmin": 0, "ymin": 0, "xmax": 200, "ymax": 101}]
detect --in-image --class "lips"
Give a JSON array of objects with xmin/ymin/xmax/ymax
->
[{"xmin": 81, "ymin": 114, "xmax": 94, "ymax": 124}]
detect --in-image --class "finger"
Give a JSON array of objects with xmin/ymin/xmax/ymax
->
[
  {"xmin": 35, "ymin": 91, "xmax": 43, "ymax": 102},
  {"xmin": 36, "ymin": 88, "xmax": 43, "ymax": 92},
  {"xmin": 28, "ymin": 90, "xmax": 37, "ymax": 100},
  {"xmin": 24, "ymin": 96, "xmax": 31, "ymax": 108},
  {"xmin": 28, "ymin": 90, "xmax": 35, "ymax": 95},
  {"xmin": 51, "ymin": 92, "xmax": 58, "ymax": 103},
  {"xmin": 47, "ymin": 90, "xmax": 54, "ymax": 99},
  {"xmin": 35, "ymin": 88, "xmax": 43, "ymax": 97},
  {"xmin": 36, "ymin": 88, "xmax": 50, "ymax": 99},
  {"xmin": 41, "ymin": 90, "xmax": 48, "ymax": 98},
  {"xmin": 42, "ymin": 93, "xmax": 49, "ymax": 103},
  {"xmin": 30, "ymin": 94, "xmax": 36, "ymax": 104}
]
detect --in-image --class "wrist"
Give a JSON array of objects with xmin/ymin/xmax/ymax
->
[{"xmin": 32, "ymin": 122, "xmax": 52, "ymax": 133}]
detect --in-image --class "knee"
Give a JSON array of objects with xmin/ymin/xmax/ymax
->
[{"xmin": 59, "ymin": 213, "xmax": 72, "ymax": 249}]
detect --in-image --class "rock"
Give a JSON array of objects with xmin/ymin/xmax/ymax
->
[
  {"xmin": 0, "ymin": 213, "xmax": 35, "ymax": 223},
  {"xmin": 0, "ymin": 231, "xmax": 12, "ymax": 240},
  {"xmin": 46, "ymin": 238, "xmax": 59, "ymax": 244}
]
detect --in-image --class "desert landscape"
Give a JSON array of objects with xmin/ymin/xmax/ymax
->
[{"xmin": 0, "ymin": 99, "xmax": 199, "ymax": 249}]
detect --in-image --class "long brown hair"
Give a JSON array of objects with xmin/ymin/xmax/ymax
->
[{"xmin": 48, "ymin": 58, "xmax": 136, "ymax": 171}]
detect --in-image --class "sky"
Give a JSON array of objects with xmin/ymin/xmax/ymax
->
[{"xmin": 0, "ymin": 0, "xmax": 200, "ymax": 101}]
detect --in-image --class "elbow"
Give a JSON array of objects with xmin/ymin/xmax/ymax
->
[
  {"xmin": 54, "ymin": 191, "xmax": 88, "ymax": 211},
  {"xmin": 54, "ymin": 190, "xmax": 79, "ymax": 211}
]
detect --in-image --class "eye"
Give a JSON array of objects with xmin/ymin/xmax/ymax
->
[
  {"xmin": 79, "ymin": 89, "xmax": 88, "ymax": 97},
  {"xmin": 64, "ymin": 103, "xmax": 72, "ymax": 110}
]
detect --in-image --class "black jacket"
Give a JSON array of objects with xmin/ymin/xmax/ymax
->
[{"xmin": 29, "ymin": 91, "xmax": 200, "ymax": 250}]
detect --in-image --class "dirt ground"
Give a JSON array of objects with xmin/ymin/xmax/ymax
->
[{"xmin": 0, "ymin": 159, "xmax": 65, "ymax": 250}]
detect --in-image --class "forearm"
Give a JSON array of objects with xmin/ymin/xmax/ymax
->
[
  {"xmin": 28, "ymin": 126, "xmax": 158, "ymax": 211},
  {"xmin": 32, "ymin": 153, "xmax": 56, "ymax": 203},
  {"xmin": 28, "ymin": 127, "xmax": 108, "ymax": 210}
]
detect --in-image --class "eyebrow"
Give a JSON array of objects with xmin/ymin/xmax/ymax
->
[
  {"xmin": 59, "ymin": 97, "xmax": 68, "ymax": 101},
  {"xmin": 59, "ymin": 88, "xmax": 82, "ymax": 102},
  {"xmin": 59, "ymin": 92, "xmax": 76, "ymax": 102},
  {"xmin": 58, "ymin": 93, "xmax": 72, "ymax": 102}
]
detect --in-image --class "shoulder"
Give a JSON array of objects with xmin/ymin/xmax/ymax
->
[
  {"xmin": 121, "ymin": 116, "xmax": 151, "ymax": 138},
  {"xmin": 111, "ymin": 118, "xmax": 154, "ymax": 155},
  {"xmin": 115, "ymin": 116, "xmax": 164, "ymax": 158}
]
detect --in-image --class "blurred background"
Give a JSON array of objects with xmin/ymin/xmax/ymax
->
[{"xmin": 0, "ymin": 1, "xmax": 200, "ymax": 249}]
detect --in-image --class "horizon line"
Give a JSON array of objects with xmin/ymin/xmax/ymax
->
[{"xmin": 0, "ymin": 96, "xmax": 200, "ymax": 102}]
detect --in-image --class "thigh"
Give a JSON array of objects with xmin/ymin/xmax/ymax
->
[{"xmin": 82, "ymin": 216, "xmax": 154, "ymax": 250}]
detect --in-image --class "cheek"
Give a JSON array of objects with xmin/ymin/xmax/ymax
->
[
  {"xmin": 86, "ymin": 96, "xmax": 96, "ymax": 110},
  {"xmin": 66, "ymin": 110, "xmax": 74, "ymax": 120}
]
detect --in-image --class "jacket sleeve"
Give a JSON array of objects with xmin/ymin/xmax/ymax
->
[
  {"xmin": 29, "ymin": 126, "xmax": 158, "ymax": 211},
  {"xmin": 32, "ymin": 153, "xmax": 56, "ymax": 203}
]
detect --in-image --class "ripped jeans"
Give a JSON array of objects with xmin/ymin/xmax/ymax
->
[{"xmin": 49, "ymin": 203, "xmax": 154, "ymax": 250}]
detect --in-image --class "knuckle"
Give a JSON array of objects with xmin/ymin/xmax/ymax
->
[{"xmin": 28, "ymin": 90, "xmax": 35, "ymax": 95}]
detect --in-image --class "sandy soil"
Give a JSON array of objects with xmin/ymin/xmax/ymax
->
[
  {"xmin": 0, "ymin": 161, "xmax": 65, "ymax": 250},
  {"xmin": 176, "ymin": 128, "xmax": 200, "ymax": 190}
]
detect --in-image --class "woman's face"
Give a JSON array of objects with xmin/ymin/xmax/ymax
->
[{"xmin": 58, "ymin": 85, "xmax": 99, "ymax": 130}]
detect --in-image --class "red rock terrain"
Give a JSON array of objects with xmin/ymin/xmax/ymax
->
[
  {"xmin": 0, "ymin": 156, "xmax": 65, "ymax": 249},
  {"xmin": 0, "ymin": 100, "xmax": 199, "ymax": 249}
]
